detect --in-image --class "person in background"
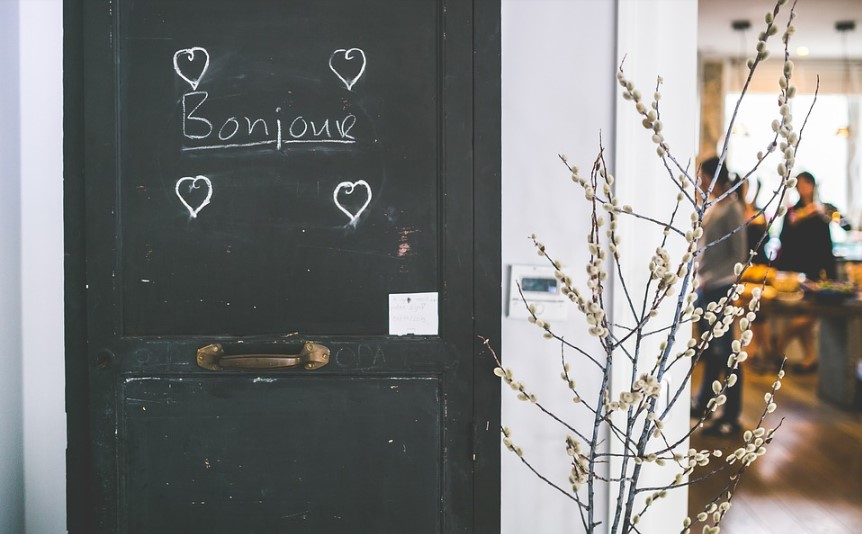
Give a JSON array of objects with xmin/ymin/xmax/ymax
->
[
  {"xmin": 739, "ymin": 178, "xmax": 776, "ymax": 373},
  {"xmin": 776, "ymin": 171, "xmax": 836, "ymax": 280},
  {"xmin": 774, "ymin": 171, "xmax": 836, "ymax": 373},
  {"xmin": 692, "ymin": 157, "xmax": 748, "ymax": 437},
  {"xmin": 741, "ymin": 178, "xmax": 771, "ymax": 263}
]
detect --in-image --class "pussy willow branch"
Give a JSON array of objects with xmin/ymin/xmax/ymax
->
[
  {"xmin": 664, "ymin": 14, "xmax": 811, "ymax": 431},
  {"xmin": 496, "ymin": 1, "xmax": 805, "ymax": 531},
  {"xmin": 506, "ymin": 434, "xmax": 589, "ymax": 511},
  {"xmin": 618, "ymin": 7, "xmax": 798, "ymax": 531},
  {"xmin": 517, "ymin": 275, "xmax": 606, "ymax": 370},
  {"xmin": 611, "ymin": 227, "xmax": 688, "ymax": 533},
  {"xmin": 615, "ymin": 264, "xmax": 694, "ymax": 530},
  {"xmin": 701, "ymin": 82, "xmax": 818, "ymax": 254},
  {"xmin": 675, "ymin": 376, "xmax": 787, "ymax": 534},
  {"xmin": 666, "ymin": 78, "xmax": 818, "ymax": 421},
  {"xmin": 612, "ymin": 208, "xmax": 687, "ymax": 237},
  {"xmin": 561, "ymin": 153, "xmax": 645, "ymax": 320},
  {"xmin": 484, "ymin": 336, "xmax": 596, "ymax": 443},
  {"xmin": 559, "ymin": 341, "xmax": 644, "ymax": 453},
  {"xmin": 706, "ymin": 0, "xmax": 803, "ymax": 212},
  {"xmin": 711, "ymin": 2, "xmax": 796, "ymax": 198},
  {"xmin": 583, "ymin": 148, "xmax": 619, "ymax": 528},
  {"xmin": 487, "ymin": 332, "xmax": 637, "ymax": 453}
]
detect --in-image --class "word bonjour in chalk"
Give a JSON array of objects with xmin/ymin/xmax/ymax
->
[
  {"xmin": 329, "ymin": 48, "xmax": 366, "ymax": 91},
  {"xmin": 175, "ymin": 175, "xmax": 213, "ymax": 218},
  {"xmin": 173, "ymin": 47, "xmax": 210, "ymax": 91},
  {"xmin": 181, "ymin": 91, "xmax": 357, "ymax": 151},
  {"xmin": 333, "ymin": 180, "xmax": 372, "ymax": 227}
]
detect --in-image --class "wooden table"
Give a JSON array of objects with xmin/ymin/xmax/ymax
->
[{"xmin": 758, "ymin": 294, "xmax": 862, "ymax": 409}]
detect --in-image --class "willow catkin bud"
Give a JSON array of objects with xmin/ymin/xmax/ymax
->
[{"xmin": 788, "ymin": 131, "xmax": 799, "ymax": 145}]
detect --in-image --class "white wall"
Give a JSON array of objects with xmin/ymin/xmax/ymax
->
[
  {"xmin": 19, "ymin": 1, "xmax": 66, "ymax": 533},
  {"xmin": 501, "ymin": 1, "xmax": 616, "ymax": 531},
  {"xmin": 502, "ymin": 1, "xmax": 697, "ymax": 532},
  {"xmin": 0, "ymin": 1, "xmax": 25, "ymax": 532}
]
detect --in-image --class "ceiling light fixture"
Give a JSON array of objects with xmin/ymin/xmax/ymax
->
[{"xmin": 731, "ymin": 20, "xmax": 751, "ymax": 32}]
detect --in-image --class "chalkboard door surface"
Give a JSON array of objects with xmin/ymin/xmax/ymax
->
[{"xmin": 64, "ymin": 1, "xmax": 500, "ymax": 532}]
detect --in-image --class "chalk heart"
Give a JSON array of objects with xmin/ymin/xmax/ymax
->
[
  {"xmin": 173, "ymin": 47, "xmax": 210, "ymax": 91},
  {"xmin": 333, "ymin": 180, "xmax": 372, "ymax": 226},
  {"xmin": 329, "ymin": 48, "xmax": 366, "ymax": 91},
  {"xmin": 175, "ymin": 175, "xmax": 213, "ymax": 218}
]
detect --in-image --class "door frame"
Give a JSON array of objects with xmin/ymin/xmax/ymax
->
[{"xmin": 63, "ymin": 1, "xmax": 500, "ymax": 532}]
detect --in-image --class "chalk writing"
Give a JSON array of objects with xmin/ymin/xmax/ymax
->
[
  {"xmin": 173, "ymin": 47, "xmax": 210, "ymax": 90},
  {"xmin": 333, "ymin": 344, "xmax": 386, "ymax": 368},
  {"xmin": 329, "ymin": 48, "xmax": 366, "ymax": 91},
  {"xmin": 175, "ymin": 175, "xmax": 213, "ymax": 218},
  {"xmin": 333, "ymin": 180, "xmax": 372, "ymax": 226},
  {"xmin": 172, "ymin": 48, "xmax": 376, "ymax": 226},
  {"xmin": 180, "ymin": 90, "xmax": 357, "ymax": 151},
  {"xmin": 181, "ymin": 92, "xmax": 213, "ymax": 139}
]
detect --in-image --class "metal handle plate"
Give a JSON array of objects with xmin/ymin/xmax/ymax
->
[{"xmin": 196, "ymin": 342, "xmax": 330, "ymax": 371}]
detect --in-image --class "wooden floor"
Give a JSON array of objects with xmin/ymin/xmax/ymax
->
[{"xmin": 688, "ymin": 366, "xmax": 862, "ymax": 533}]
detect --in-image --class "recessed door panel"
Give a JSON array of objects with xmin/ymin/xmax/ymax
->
[
  {"xmin": 122, "ymin": 376, "xmax": 441, "ymax": 533},
  {"xmin": 118, "ymin": 0, "xmax": 439, "ymax": 336}
]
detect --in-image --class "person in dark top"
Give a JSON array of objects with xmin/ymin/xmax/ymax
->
[
  {"xmin": 774, "ymin": 171, "xmax": 837, "ymax": 373},
  {"xmin": 776, "ymin": 171, "xmax": 836, "ymax": 280}
]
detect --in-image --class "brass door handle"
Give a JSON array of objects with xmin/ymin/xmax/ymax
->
[{"xmin": 196, "ymin": 342, "xmax": 330, "ymax": 371}]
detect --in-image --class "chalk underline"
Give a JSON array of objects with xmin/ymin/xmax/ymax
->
[{"xmin": 182, "ymin": 139, "xmax": 357, "ymax": 152}]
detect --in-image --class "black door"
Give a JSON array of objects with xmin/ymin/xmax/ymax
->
[{"xmin": 64, "ymin": 1, "xmax": 501, "ymax": 532}]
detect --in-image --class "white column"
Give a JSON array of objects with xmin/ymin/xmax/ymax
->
[
  {"xmin": 611, "ymin": 1, "xmax": 698, "ymax": 532},
  {"xmin": 502, "ymin": 1, "xmax": 616, "ymax": 532},
  {"xmin": 501, "ymin": 0, "xmax": 698, "ymax": 532},
  {"xmin": 0, "ymin": 0, "xmax": 24, "ymax": 530},
  {"xmin": 20, "ymin": 1, "xmax": 66, "ymax": 532}
]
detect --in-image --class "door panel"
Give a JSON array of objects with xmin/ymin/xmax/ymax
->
[
  {"xmin": 65, "ymin": 0, "xmax": 500, "ymax": 532},
  {"xmin": 122, "ymin": 375, "xmax": 441, "ymax": 533},
  {"xmin": 117, "ymin": 0, "xmax": 440, "ymax": 336}
]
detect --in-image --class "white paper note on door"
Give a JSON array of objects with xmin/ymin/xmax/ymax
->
[{"xmin": 389, "ymin": 292, "xmax": 438, "ymax": 335}]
